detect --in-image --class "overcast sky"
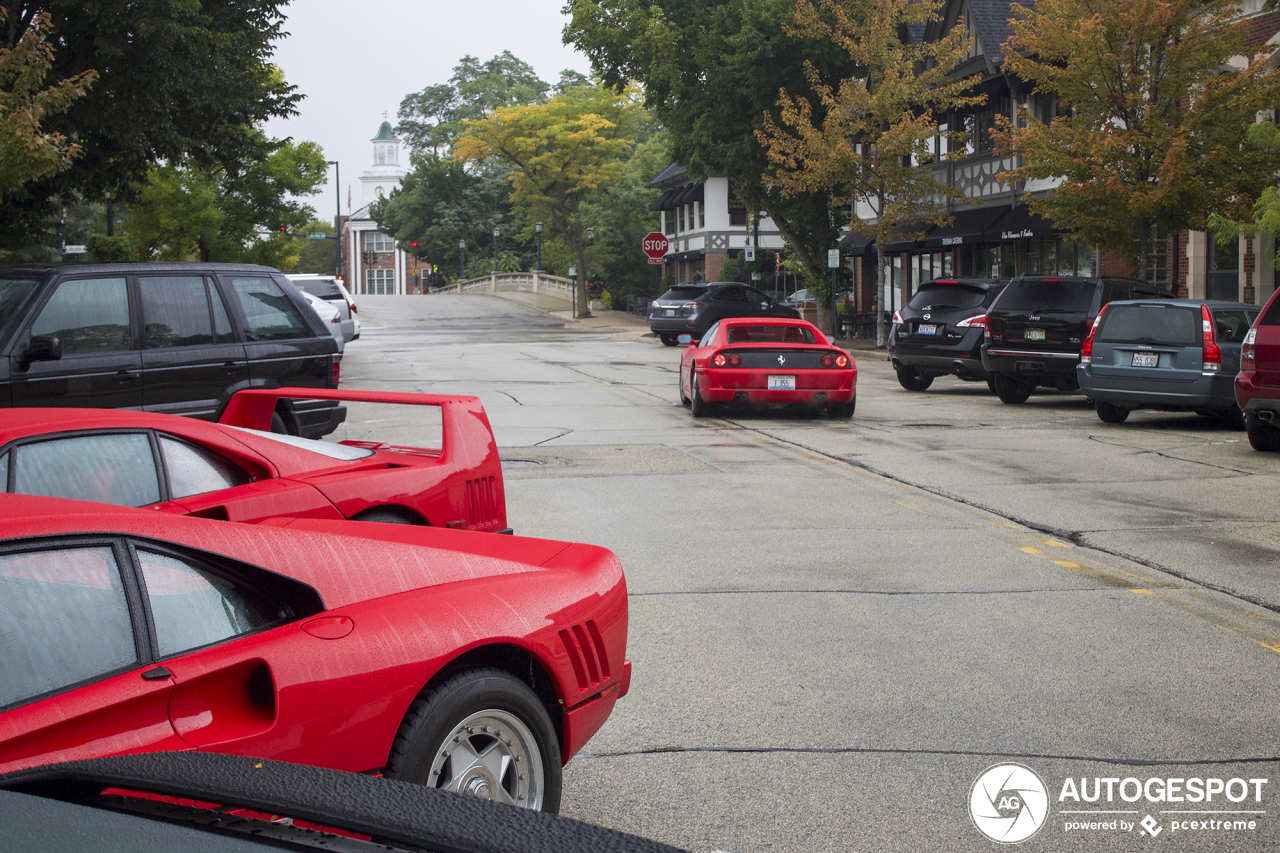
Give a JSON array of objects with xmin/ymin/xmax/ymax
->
[{"xmin": 263, "ymin": 0, "xmax": 595, "ymax": 219}]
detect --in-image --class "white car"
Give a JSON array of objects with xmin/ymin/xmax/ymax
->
[
  {"xmin": 288, "ymin": 274, "xmax": 359, "ymax": 342},
  {"xmin": 299, "ymin": 289, "xmax": 345, "ymax": 352}
]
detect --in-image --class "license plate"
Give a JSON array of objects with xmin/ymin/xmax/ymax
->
[
  {"xmin": 1025, "ymin": 328, "xmax": 1046, "ymax": 341},
  {"xmin": 1131, "ymin": 352, "xmax": 1158, "ymax": 368},
  {"xmin": 768, "ymin": 375, "xmax": 796, "ymax": 390},
  {"xmin": 663, "ymin": 309, "xmax": 675, "ymax": 316},
  {"xmin": 917, "ymin": 324, "xmax": 938, "ymax": 335}
]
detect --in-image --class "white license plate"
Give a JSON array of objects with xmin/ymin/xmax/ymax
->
[
  {"xmin": 768, "ymin": 375, "xmax": 796, "ymax": 390},
  {"xmin": 1025, "ymin": 328, "xmax": 1046, "ymax": 341},
  {"xmin": 1132, "ymin": 352, "xmax": 1159, "ymax": 368},
  {"xmin": 663, "ymin": 309, "xmax": 675, "ymax": 316},
  {"xmin": 917, "ymin": 324, "xmax": 938, "ymax": 335}
]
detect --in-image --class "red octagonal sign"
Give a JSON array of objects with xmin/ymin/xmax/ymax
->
[{"xmin": 642, "ymin": 231, "xmax": 669, "ymax": 261}]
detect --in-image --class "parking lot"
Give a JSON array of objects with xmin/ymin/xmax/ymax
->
[{"xmin": 343, "ymin": 294, "xmax": 1280, "ymax": 852}]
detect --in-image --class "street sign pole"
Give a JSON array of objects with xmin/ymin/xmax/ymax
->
[{"xmin": 828, "ymin": 248, "xmax": 841, "ymax": 337}]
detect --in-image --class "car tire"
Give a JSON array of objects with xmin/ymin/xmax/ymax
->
[
  {"xmin": 270, "ymin": 411, "xmax": 289, "ymax": 435},
  {"xmin": 354, "ymin": 508, "xmax": 416, "ymax": 524},
  {"xmin": 992, "ymin": 373, "xmax": 1033, "ymax": 405},
  {"xmin": 691, "ymin": 374, "xmax": 710, "ymax": 418},
  {"xmin": 679, "ymin": 370, "xmax": 691, "ymax": 406},
  {"xmin": 660, "ymin": 334, "xmax": 678, "ymax": 347},
  {"xmin": 827, "ymin": 397, "xmax": 856, "ymax": 419},
  {"xmin": 1220, "ymin": 404, "xmax": 1246, "ymax": 432},
  {"xmin": 1246, "ymin": 413, "xmax": 1280, "ymax": 451},
  {"xmin": 386, "ymin": 667, "xmax": 561, "ymax": 813},
  {"xmin": 895, "ymin": 366, "xmax": 934, "ymax": 392},
  {"xmin": 1094, "ymin": 401, "xmax": 1130, "ymax": 424},
  {"xmin": 986, "ymin": 375, "xmax": 997, "ymax": 394}
]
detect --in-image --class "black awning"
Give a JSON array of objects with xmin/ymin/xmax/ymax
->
[
  {"xmin": 922, "ymin": 205, "xmax": 1008, "ymax": 248},
  {"xmin": 839, "ymin": 231, "xmax": 875, "ymax": 253},
  {"xmin": 885, "ymin": 222, "xmax": 934, "ymax": 251},
  {"xmin": 987, "ymin": 204, "xmax": 1061, "ymax": 241},
  {"xmin": 650, "ymin": 188, "xmax": 680, "ymax": 212}
]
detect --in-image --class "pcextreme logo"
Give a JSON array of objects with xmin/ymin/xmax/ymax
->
[{"xmin": 970, "ymin": 764, "xmax": 1050, "ymax": 843}]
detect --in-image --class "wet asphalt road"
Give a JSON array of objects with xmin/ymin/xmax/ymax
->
[{"xmin": 339, "ymin": 294, "xmax": 1280, "ymax": 853}]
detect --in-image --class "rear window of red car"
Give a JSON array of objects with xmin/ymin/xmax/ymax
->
[
  {"xmin": 726, "ymin": 325, "xmax": 816, "ymax": 344},
  {"xmin": 1260, "ymin": 294, "xmax": 1280, "ymax": 326}
]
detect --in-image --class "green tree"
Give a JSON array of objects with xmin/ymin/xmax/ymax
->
[
  {"xmin": 289, "ymin": 218, "xmax": 338, "ymax": 274},
  {"xmin": 454, "ymin": 83, "xmax": 643, "ymax": 315},
  {"xmin": 995, "ymin": 0, "xmax": 1280, "ymax": 279},
  {"xmin": 757, "ymin": 0, "xmax": 982, "ymax": 342},
  {"xmin": 565, "ymin": 0, "xmax": 855, "ymax": 316},
  {"xmin": 0, "ymin": 7, "xmax": 95, "ymax": 195},
  {"xmin": 0, "ymin": 0, "xmax": 300, "ymax": 248},
  {"xmin": 124, "ymin": 133, "xmax": 327, "ymax": 268},
  {"xmin": 396, "ymin": 52, "xmax": 550, "ymax": 155}
]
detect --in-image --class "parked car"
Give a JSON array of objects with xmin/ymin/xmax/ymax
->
[
  {"xmin": 0, "ymin": 263, "xmax": 344, "ymax": 438},
  {"xmin": 649, "ymin": 282, "xmax": 800, "ymax": 346},
  {"xmin": 1077, "ymin": 299, "xmax": 1257, "ymax": 426},
  {"xmin": 981, "ymin": 275, "xmax": 1174, "ymax": 403},
  {"xmin": 679, "ymin": 317, "xmax": 856, "ymax": 418},
  {"xmin": 0, "ymin": 491, "xmax": 630, "ymax": 813},
  {"xmin": 888, "ymin": 278, "xmax": 1005, "ymax": 391},
  {"xmin": 1235, "ymin": 287, "xmax": 1280, "ymax": 450},
  {"xmin": 287, "ymin": 274, "xmax": 359, "ymax": 342},
  {"xmin": 0, "ymin": 388, "xmax": 509, "ymax": 531},
  {"xmin": 0, "ymin": 753, "xmax": 685, "ymax": 853},
  {"xmin": 299, "ymin": 290, "xmax": 345, "ymax": 352}
]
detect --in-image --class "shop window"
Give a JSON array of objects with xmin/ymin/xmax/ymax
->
[
  {"xmin": 729, "ymin": 209, "xmax": 748, "ymax": 227},
  {"xmin": 663, "ymin": 211, "xmax": 675, "ymax": 237}
]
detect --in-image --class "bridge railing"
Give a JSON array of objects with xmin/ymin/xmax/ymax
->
[{"xmin": 434, "ymin": 272, "xmax": 576, "ymax": 299}]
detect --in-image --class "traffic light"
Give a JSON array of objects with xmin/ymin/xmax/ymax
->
[{"xmin": 278, "ymin": 225, "xmax": 288, "ymax": 233}]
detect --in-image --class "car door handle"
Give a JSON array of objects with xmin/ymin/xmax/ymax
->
[
  {"xmin": 220, "ymin": 361, "xmax": 241, "ymax": 373},
  {"xmin": 114, "ymin": 370, "xmax": 138, "ymax": 383}
]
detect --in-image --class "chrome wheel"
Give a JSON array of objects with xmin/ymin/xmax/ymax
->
[{"xmin": 427, "ymin": 709, "xmax": 545, "ymax": 809}]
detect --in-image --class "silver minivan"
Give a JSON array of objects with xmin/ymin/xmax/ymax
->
[{"xmin": 1077, "ymin": 299, "xmax": 1259, "ymax": 427}]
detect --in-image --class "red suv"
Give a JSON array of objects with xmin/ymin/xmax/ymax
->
[{"xmin": 1235, "ymin": 288, "xmax": 1280, "ymax": 450}]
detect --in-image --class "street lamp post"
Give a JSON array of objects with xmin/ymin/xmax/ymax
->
[
  {"xmin": 535, "ymin": 221, "xmax": 543, "ymax": 271},
  {"xmin": 459, "ymin": 239, "xmax": 466, "ymax": 281},
  {"xmin": 583, "ymin": 226, "xmax": 596, "ymax": 317},
  {"xmin": 492, "ymin": 226, "xmax": 501, "ymax": 273},
  {"xmin": 327, "ymin": 161, "xmax": 341, "ymax": 281}
]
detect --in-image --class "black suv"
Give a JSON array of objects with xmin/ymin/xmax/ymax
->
[
  {"xmin": 889, "ymin": 277, "xmax": 1005, "ymax": 391},
  {"xmin": 981, "ymin": 275, "xmax": 1173, "ymax": 404},
  {"xmin": 0, "ymin": 263, "xmax": 345, "ymax": 437},
  {"xmin": 649, "ymin": 281, "xmax": 800, "ymax": 345}
]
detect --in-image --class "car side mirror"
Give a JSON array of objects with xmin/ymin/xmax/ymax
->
[
  {"xmin": 678, "ymin": 334, "xmax": 693, "ymax": 345},
  {"xmin": 827, "ymin": 335, "xmax": 836, "ymax": 344},
  {"xmin": 19, "ymin": 335, "xmax": 61, "ymax": 369}
]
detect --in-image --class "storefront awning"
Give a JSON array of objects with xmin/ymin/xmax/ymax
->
[
  {"xmin": 885, "ymin": 222, "xmax": 934, "ymax": 251},
  {"xmin": 922, "ymin": 205, "xmax": 1009, "ymax": 249},
  {"xmin": 839, "ymin": 231, "xmax": 875, "ymax": 253},
  {"xmin": 650, "ymin": 183, "xmax": 704, "ymax": 211},
  {"xmin": 987, "ymin": 204, "xmax": 1061, "ymax": 241}
]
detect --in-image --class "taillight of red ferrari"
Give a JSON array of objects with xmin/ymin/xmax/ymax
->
[{"xmin": 821, "ymin": 354, "xmax": 834, "ymax": 367}]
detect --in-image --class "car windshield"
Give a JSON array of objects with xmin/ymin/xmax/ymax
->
[
  {"xmin": 224, "ymin": 427, "xmax": 375, "ymax": 460},
  {"xmin": 0, "ymin": 277, "xmax": 44, "ymax": 342},
  {"xmin": 907, "ymin": 282, "xmax": 988, "ymax": 311},
  {"xmin": 726, "ymin": 325, "xmax": 816, "ymax": 344},
  {"xmin": 1096, "ymin": 304, "xmax": 1198, "ymax": 346},
  {"xmin": 998, "ymin": 280, "xmax": 1094, "ymax": 312},
  {"xmin": 660, "ymin": 286, "xmax": 708, "ymax": 301}
]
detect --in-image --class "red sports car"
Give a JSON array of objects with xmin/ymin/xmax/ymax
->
[
  {"xmin": 678, "ymin": 317, "xmax": 857, "ymax": 418},
  {"xmin": 0, "ymin": 493, "xmax": 630, "ymax": 813},
  {"xmin": 0, "ymin": 388, "xmax": 508, "ymax": 532}
]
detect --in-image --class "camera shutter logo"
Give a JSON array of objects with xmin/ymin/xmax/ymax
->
[{"xmin": 970, "ymin": 763, "xmax": 1049, "ymax": 843}]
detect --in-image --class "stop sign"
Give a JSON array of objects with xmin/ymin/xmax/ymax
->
[{"xmin": 642, "ymin": 231, "xmax": 669, "ymax": 261}]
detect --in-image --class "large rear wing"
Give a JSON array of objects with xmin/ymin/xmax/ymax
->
[{"xmin": 219, "ymin": 388, "xmax": 500, "ymax": 472}]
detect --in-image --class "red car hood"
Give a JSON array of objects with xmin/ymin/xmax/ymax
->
[{"xmin": 0, "ymin": 495, "xmax": 577, "ymax": 609}]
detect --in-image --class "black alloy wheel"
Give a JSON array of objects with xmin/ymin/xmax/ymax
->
[
  {"xmin": 992, "ymin": 373, "xmax": 1034, "ymax": 405},
  {"xmin": 827, "ymin": 397, "xmax": 856, "ymax": 419}
]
